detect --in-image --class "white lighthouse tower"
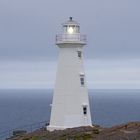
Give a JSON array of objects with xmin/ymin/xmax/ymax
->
[{"xmin": 47, "ymin": 17, "xmax": 92, "ymax": 131}]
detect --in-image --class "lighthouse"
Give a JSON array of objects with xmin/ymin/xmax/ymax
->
[{"xmin": 47, "ymin": 17, "xmax": 92, "ymax": 131}]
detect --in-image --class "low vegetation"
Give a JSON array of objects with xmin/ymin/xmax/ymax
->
[{"xmin": 8, "ymin": 122, "xmax": 140, "ymax": 140}]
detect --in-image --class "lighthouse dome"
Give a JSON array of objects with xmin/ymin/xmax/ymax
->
[{"xmin": 63, "ymin": 17, "xmax": 80, "ymax": 26}]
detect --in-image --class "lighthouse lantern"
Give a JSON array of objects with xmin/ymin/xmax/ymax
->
[
  {"xmin": 63, "ymin": 17, "xmax": 80, "ymax": 34},
  {"xmin": 56, "ymin": 17, "xmax": 86, "ymax": 45}
]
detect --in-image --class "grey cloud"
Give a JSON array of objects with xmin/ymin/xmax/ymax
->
[{"xmin": 0, "ymin": 0, "xmax": 140, "ymax": 61}]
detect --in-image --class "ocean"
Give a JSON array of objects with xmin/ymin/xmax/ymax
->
[{"xmin": 0, "ymin": 89, "xmax": 140, "ymax": 139}]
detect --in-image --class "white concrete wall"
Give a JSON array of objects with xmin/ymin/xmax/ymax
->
[{"xmin": 47, "ymin": 43, "xmax": 92, "ymax": 131}]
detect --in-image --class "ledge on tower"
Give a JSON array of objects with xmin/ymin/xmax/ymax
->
[{"xmin": 56, "ymin": 34, "xmax": 86, "ymax": 45}]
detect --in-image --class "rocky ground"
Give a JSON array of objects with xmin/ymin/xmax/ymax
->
[{"xmin": 8, "ymin": 122, "xmax": 140, "ymax": 140}]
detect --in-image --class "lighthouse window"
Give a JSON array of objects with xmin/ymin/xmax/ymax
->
[
  {"xmin": 80, "ymin": 77, "xmax": 85, "ymax": 86},
  {"xmin": 83, "ymin": 106, "xmax": 87, "ymax": 115},
  {"xmin": 77, "ymin": 51, "xmax": 82, "ymax": 58}
]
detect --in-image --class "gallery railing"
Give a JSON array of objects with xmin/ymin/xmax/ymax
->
[{"xmin": 56, "ymin": 34, "xmax": 86, "ymax": 44}]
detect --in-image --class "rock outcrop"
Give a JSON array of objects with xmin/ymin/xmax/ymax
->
[{"xmin": 8, "ymin": 122, "xmax": 140, "ymax": 140}]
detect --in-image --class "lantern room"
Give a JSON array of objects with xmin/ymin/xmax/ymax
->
[
  {"xmin": 56, "ymin": 17, "xmax": 86, "ymax": 45},
  {"xmin": 63, "ymin": 17, "xmax": 80, "ymax": 34}
]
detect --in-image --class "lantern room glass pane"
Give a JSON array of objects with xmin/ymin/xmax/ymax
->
[
  {"xmin": 63, "ymin": 25, "xmax": 68, "ymax": 33},
  {"xmin": 75, "ymin": 26, "xmax": 80, "ymax": 33}
]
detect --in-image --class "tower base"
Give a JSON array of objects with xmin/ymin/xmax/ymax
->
[
  {"xmin": 47, "ymin": 125, "xmax": 67, "ymax": 131},
  {"xmin": 47, "ymin": 125, "xmax": 93, "ymax": 132}
]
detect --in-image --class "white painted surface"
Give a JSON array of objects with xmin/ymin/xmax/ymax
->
[{"xmin": 47, "ymin": 18, "xmax": 92, "ymax": 131}]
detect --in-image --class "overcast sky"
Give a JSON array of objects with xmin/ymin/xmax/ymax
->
[{"xmin": 0, "ymin": 0, "xmax": 140, "ymax": 89}]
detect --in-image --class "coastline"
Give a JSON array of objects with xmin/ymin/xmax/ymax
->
[{"xmin": 8, "ymin": 122, "xmax": 140, "ymax": 140}]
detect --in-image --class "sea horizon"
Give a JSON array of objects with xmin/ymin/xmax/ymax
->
[{"xmin": 0, "ymin": 89, "xmax": 140, "ymax": 139}]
